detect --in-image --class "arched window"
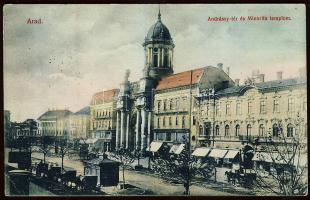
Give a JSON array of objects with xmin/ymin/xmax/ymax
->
[
  {"xmin": 225, "ymin": 125, "xmax": 230, "ymax": 136},
  {"xmin": 169, "ymin": 100, "xmax": 173, "ymax": 110},
  {"xmin": 259, "ymin": 124, "xmax": 265, "ymax": 136},
  {"xmin": 215, "ymin": 125, "xmax": 220, "ymax": 136},
  {"xmin": 247, "ymin": 124, "xmax": 252, "ymax": 137},
  {"xmin": 287, "ymin": 124, "xmax": 294, "ymax": 137},
  {"xmin": 175, "ymin": 116, "xmax": 178, "ymax": 126},
  {"xmin": 235, "ymin": 124, "xmax": 240, "ymax": 136},
  {"xmin": 273, "ymin": 124, "xmax": 279, "ymax": 137}
]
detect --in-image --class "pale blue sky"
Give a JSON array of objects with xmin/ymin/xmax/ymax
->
[{"xmin": 4, "ymin": 4, "xmax": 306, "ymax": 121}]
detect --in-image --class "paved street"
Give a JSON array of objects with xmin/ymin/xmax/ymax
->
[
  {"xmin": 28, "ymin": 150, "xmax": 240, "ymax": 195},
  {"xmin": 5, "ymin": 148, "xmax": 258, "ymax": 195}
]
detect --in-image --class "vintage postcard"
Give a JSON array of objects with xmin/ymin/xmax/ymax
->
[{"xmin": 3, "ymin": 4, "xmax": 307, "ymax": 196}]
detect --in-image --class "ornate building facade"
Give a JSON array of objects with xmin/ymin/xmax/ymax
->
[{"xmin": 90, "ymin": 89, "xmax": 119, "ymax": 150}]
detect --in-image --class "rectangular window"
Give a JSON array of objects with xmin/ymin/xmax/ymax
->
[
  {"xmin": 226, "ymin": 103, "xmax": 231, "ymax": 116},
  {"xmin": 169, "ymin": 117, "xmax": 172, "ymax": 126},
  {"xmin": 273, "ymin": 99, "xmax": 279, "ymax": 113},
  {"xmin": 236, "ymin": 102, "xmax": 242, "ymax": 115},
  {"xmin": 157, "ymin": 117, "xmax": 160, "ymax": 128},
  {"xmin": 192, "ymin": 116, "xmax": 196, "ymax": 125},
  {"xmin": 248, "ymin": 101, "xmax": 252, "ymax": 114},
  {"xmin": 215, "ymin": 103, "xmax": 220, "ymax": 116},
  {"xmin": 157, "ymin": 101, "xmax": 161, "ymax": 112},
  {"xmin": 175, "ymin": 116, "xmax": 178, "ymax": 126},
  {"xmin": 260, "ymin": 100, "xmax": 266, "ymax": 114},
  {"xmin": 303, "ymin": 97, "xmax": 307, "ymax": 110},
  {"xmin": 163, "ymin": 100, "xmax": 167, "ymax": 111},
  {"xmin": 288, "ymin": 98, "xmax": 294, "ymax": 112}
]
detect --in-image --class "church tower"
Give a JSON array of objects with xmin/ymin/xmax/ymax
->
[{"xmin": 143, "ymin": 9, "xmax": 174, "ymax": 80}]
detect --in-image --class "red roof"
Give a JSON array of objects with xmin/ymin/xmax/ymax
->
[
  {"xmin": 91, "ymin": 89, "xmax": 118, "ymax": 105},
  {"xmin": 156, "ymin": 68, "xmax": 205, "ymax": 91}
]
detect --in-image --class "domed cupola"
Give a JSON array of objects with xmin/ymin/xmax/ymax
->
[
  {"xmin": 143, "ymin": 10, "xmax": 174, "ymax": 80},
  {"xmin": 144, "ymin": 12, "xmax": 173, "ymax": 45}
]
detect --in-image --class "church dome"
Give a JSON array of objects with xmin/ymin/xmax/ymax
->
[{"xmin": 144, "ymin": 12, "xmax": 173, "ymax": 45}]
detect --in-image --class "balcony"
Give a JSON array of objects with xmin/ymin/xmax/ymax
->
[
  {"xmin": 154, "ymin": 109, "xmax": 188, "ymax": 115},
  {"xmin": 95, "ymin": 115, "xmax": 112, "ymax": 119}
]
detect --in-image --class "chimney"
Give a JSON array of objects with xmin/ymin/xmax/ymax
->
[
  {"xmin": 277, "ymin": 71, "xmax": 283, "ymax": 80},
  {"xmin": 226, "ymin": 67, "xmax": 230, "ymax": 76},
  {"xmin": 217, "ymin": 63, "xmax": 223, "ymax": 70},
  {"xmin": 235, "ymin": 79, "xmax": 240, "ymax": 86},
  {"xmin": 258, "ymin": 74, "xmax": 265, "ymax": 83}
]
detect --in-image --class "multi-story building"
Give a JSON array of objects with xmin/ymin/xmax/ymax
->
[
  {"xmin": 68, "ymin": 106, "xmax": 91, "ymax": 139},
  {"xmin": 90, "ymin": 89, "xmax": 119, "ymax": 150},
  {"xmin": 10, "ymin": 119, "xmax": 39, "ymax": 139},
  {"xmin": 196, "ymin": 73, "xmax": 307, "ymax": 149},
  {"xmin": 37, "ymin": 109, "xmax": 72, "ymax": 138},
  {"xmin": 153, "ymin": 66, "xmax": 234, "ymax": 146}
]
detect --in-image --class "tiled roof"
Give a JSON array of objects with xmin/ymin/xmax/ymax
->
[
  {"xmin": 91, "ymin": 89, "xmax": 119, "ymax": 105},
  {"xmin": 38, "ymin": 110, "xmax": 73, "ymax": 120},
  {"xmin": 217, "ymin": 78, "xmax": 306, "ymax": 96},
  {"xmin": 156, "ymin": 68, "xmax": 205, "ymax": 91},
  {"xmin": 75, "ymin": 106, "xmax": 90, "ymax": 115}
]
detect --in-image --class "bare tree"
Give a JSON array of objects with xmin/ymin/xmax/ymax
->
[
  {"xmin": 57, "ymin": 138, "xmax": 70, "ymax": 171},
  {"xmin": 109, "ymin": 147, "xmax": 135, "ymax": 189},
  {"xmin": 38, "ymin": 136, "xmax": 54, "ymax": 164},
  {"xmin": 254, "ymin": 116, "xmax": 307, "ymax": 195},
  {"xmin": 151, "ymin": 145, "xmax": 215, "ymax": 195}
]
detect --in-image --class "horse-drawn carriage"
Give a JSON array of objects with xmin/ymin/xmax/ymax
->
[
  {"xmin": 34, "ymin": 162, "xmax": 99, "ymax": 192},
  {"xmin": 225, "ymin": 169, "xmax": 257, "ymax": 188}
]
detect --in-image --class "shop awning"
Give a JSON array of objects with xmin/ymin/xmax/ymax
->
[
  {"xmin": 148, "ymin": 141, "xmax": 163, "ymax": 152},
  {"xmin": 224, "ymin": 150, "xmax": 240, "ymax": 159},
  {"xmin": 169, "ymin": 145, "xmax": 179, "ymax": 154},
  {"xmin": 208, "ymin": 149, "xmax": 228, "ymax": 158},
  {"xmin": 174, "ymin": 144, "xmax": 185, "ymax": 155},
  {"xmin": 192, "ymin": 147, "xmax": 211, "ymax": 157},
  {"xmin": 85, "ymin": 138, "xmax": 98, "ymax": 144}
]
